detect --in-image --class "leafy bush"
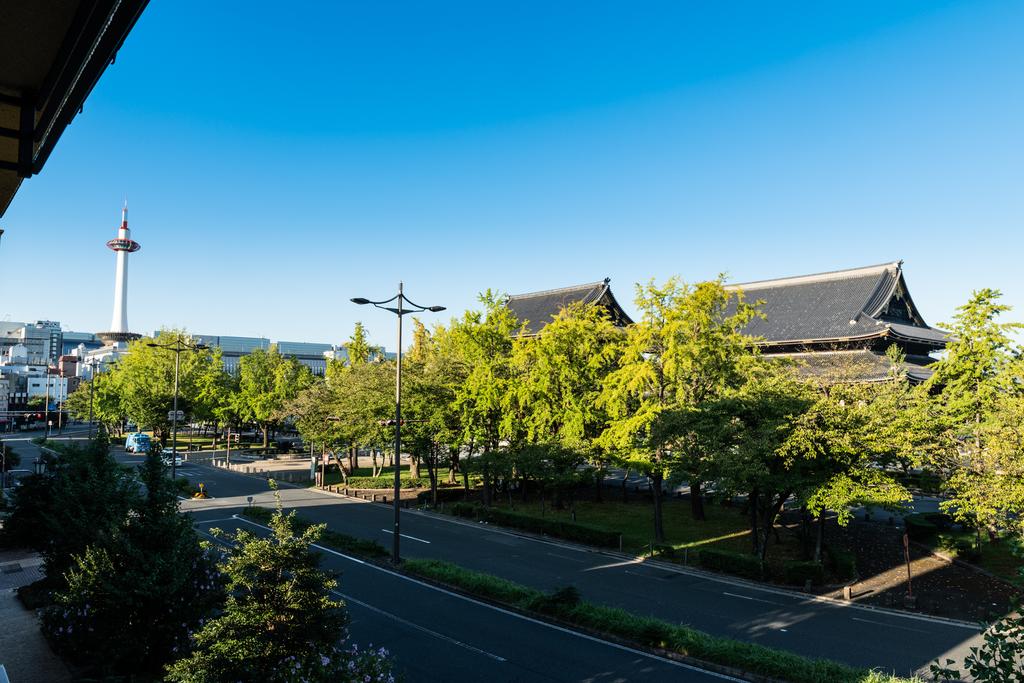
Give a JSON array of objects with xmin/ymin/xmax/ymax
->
[
  {"xmin": 782, "ymin": 560, "xmax": 825, "ymax": 586},
  {"xmin": 475, "ymin": 506, "xmax": 621, "ymax": 548},
  {"xmin": 416, "ymin": 487, "xmax": 466, "ymax": 505},
  {"xmin": 16, "ymin": 578, "xmax": 53, "ymax": 609},
  {"xmin": 922, "ymin": 512, "xmax": 953, "ymax": 531},
  {"xmin": 953, "ymin": 539, "xmax": 982, "ymax": 564},
  {"xmin": 698, "ymin": 548, "xmax": 764, "ymax": 580},
  {"xmin": 904, "ymin": 513, "xmax": 937, "ymax": 540},
  {"xmin": 527, "ymin": 585, "xmax": 582, "ymax": 613},
  {"xmin": 825, "ymin": 545, "xmax": 858, "ymax": 581},
  {"xmin": 449, "ymin": 502, "xmax": 478, "ymax": 519},
  {"xmin": 345, "ymin": 475, "xmax": 430, "ymax": 489},
  {"xmin": 403, "ymin": 558, "xmax": 918, "ymax": 683}
]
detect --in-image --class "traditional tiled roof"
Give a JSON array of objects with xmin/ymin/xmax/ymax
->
[
  {"xmin": 768, "ymin": 350, "xmax": 936, "ymax": 384},
  {"xmin": 726, "ymin": 261, "xmax": 947, "ymax": 350},
  {"xmin": 506, "ymin": 278, "xmax": 633, "ymax": 335}
]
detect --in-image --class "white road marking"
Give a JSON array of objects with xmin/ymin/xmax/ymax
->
[
  {"xmin": 381, "ymin": 529, "xmax": 431, "ymax": 544},
  {"xmin": 722, "ymin": 592, "xmax": 785, "ymax": 606},
  {"xmin": 230, "ymin": 515, "xmax": 745, "ymax": 682},
  {"xmin": 336, "ymin": 590, "xmax": 507, "ymax": 662},
  {"xmin": 851, "ymin": 617, "xmax": 930, "ymax": 634}
]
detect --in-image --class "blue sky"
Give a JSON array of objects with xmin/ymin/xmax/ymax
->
[{"xmin": 2, "ymin": 1, "xmax": 1021, "ymax": 348}]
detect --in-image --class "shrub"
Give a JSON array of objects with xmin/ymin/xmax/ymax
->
[
  {"xmin": 953, "ymin": 539, "xmax": 982, "ymax": 564},
  {"xmin": 478, "ymin": 507, "xmax": 621, "ymax": 548},
  {"xmin": 416, "ymin": 487, "xmax": 466, "ymax": 505},
  {"xmin": 922, "ymin": 512, "xmax": 953, "ymax": 531},
  {"xmin": 17, "ymin": 578, "xmax": 53, "ymax": 609},
  {"xmin": 449, "ymin": 502, "xmax": 479, "ymax": 519},
  {"xmin": 345, "ymin": 475, "xmax": 430, "ymax": 489},
  {"xmin": 698, "ymin": 548, "xmax": 763, "ymax": 580},
  {"xmin": 904, "ymin": 513, "xmax": 937, "ymax": 540},
  {"xmin": 825, "ymin": 545, "xmax": 858, "ymax": 581},
  {"xmin": 442, "ymin": 504, "xmax": 622, "ymax": 547},
  {"xmin": 782, "ymin": 560, "xmax": 825, "ymax": 586}
]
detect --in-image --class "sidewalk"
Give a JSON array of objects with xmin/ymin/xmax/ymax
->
[{"xmin": 0, "ymin": 550, "xmax": 70, "ymax": 683}]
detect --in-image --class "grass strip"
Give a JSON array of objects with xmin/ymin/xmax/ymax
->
[
  {"xmin": 239, "ymin": 505, "xmax": 388, "ymax": 559},
  {"xmin": 402, "ymin": 558, "xmax": 920, "ymax": 683}
]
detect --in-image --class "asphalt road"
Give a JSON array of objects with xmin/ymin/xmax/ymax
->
[
  {"xmin": 192, "ymin": 514, "xmax": 739, "ymax": 683},
  {"xmin": 161, "ymin": 456, "xmax": 984, "ymax": 677}
]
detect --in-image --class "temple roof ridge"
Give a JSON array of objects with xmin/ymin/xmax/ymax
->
[
  {"xmin": 727, "ymin": 261, "xmax": 902, "ymax": 292},
  {"xmin": 507, "ymin": 278, "xmax": 610, "ymax": 301}
]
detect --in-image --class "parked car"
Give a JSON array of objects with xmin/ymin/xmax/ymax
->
[
  {"xmin": 125, "ymin": 432, "xmax": 151, "ymax": 453},
  {"xmin": 160, "ymin": 448, "xmax": 184, "ymax": 468}
]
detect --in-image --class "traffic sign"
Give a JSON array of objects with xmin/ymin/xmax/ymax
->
[{"xmin": 168, "ymin": 410, "xmax": 185, "ymax": 421}]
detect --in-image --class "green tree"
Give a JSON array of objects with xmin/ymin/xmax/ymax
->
[
  {"xmin": 598, "ymin": 277, "xmax": 759, "ymax": 540},
  {"xmin": 234, "ymin": 345, "xmax": 313, "ymax": 447},
  {"xmin": 165, "ymin": 498, "xmax": 394, "ymax": 682},
  {"xmin": 104, "ymin": 330, "xmax": 226, "ymax": 440},
  {"xmin": 39, "ymin": 431, "xmax": 138, "ymax": 585},
  {"xmin": 924, "ymin": 289, "xmax": 1024, "ymax": 536},
  {"xmin": 64, "ymin": 370, "xmax": 126, "ymax": 435},
  {"xmin": 42, "ymin": 448, "xmax": 222, "ymax": 676},
  {"xmin": 451, "ymin": 291, "xmax": 521, "ymax": 505}
]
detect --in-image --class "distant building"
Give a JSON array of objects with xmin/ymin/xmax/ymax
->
[
  {"xmin": 62, "ymin": 331, "xmax": 104, "ymax": 356},
  {"xmin": 506, "ymin": 278, "xmax": 633, "ymax": 336},
  {"xmin": 193, "ymin": 335, "xmax": 355, "ymax": 376},
  {"xmin": 0, "ymin": 320, "xmax": 62, "ymax": 365},
  {"xmin": 191, "ymin": 335, "xmax": 271, "ymax": 374},
  {"xmin": 726, "ymin": 261, "xmax": 947, "ymax": 382}
]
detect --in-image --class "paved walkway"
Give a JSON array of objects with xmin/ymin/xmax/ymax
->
[{"xmin": 0, "ymin": 550, "xmax": 70, "ymax": 683}]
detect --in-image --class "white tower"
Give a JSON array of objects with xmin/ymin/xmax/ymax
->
[{"xmin": 99, "ymin": 202, "xmax": 141, "ymax": 344}]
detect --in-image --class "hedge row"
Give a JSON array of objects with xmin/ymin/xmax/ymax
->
[
  {"xmin": 447, "ymin": 503, "xmax": 621, "ymax": 548},
  {"xmin": 699, "ymin": 548, "xmax": 833, "ymax": 587},
  {"xmin": 403, "ymin": 558, "xmax": 919, "ymax": 683},
  {"xmin": 344, "ymin": 475, "xmax": 430, "ymax": 489},
  {"xmin": 240, "ymin": 506, "xmax": 388, "ymax": 559},
  {"xmin": 416, "ymin": 487, "xmax": 467, "ymax": 505},
  {"xmin": 903, "ymin": 512, "xmax": 954, "ymax": 541}
]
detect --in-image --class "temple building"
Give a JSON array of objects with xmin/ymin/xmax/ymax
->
[
  {"xmin": 726, "ymin": 261, "xmax": 948, "ymax": 382},
  {"xmin": 506, "ymin": 278, "xmax": 633, "ymax": 336}
]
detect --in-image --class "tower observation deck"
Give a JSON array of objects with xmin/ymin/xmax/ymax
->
[{"xmin": 98, "ymin": 203, "xmax": 142, "ymax": 344}]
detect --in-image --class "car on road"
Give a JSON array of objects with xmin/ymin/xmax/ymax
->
[
  {"xmin": 125, "ymin": 432, "xmax": 151, "ymax": 453},
  {"xmin": 160, "ymin": 448, "xmax": 184, "ymax": 468}
]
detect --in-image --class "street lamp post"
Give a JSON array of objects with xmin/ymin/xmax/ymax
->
[
  {"xmin": 43, "ymin": 369, "xmax": 51, "ymax": 438},
  {"xmin": 147, "ymin": 336, "xmax": 208, "ymax": 479},
  {"xmin": 84, "ymin": 358, "xmax": 105, "ymax": 439},
  {"xmin": 352, "ymin": 283, "xmax": 444, "ymax": 564}
]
